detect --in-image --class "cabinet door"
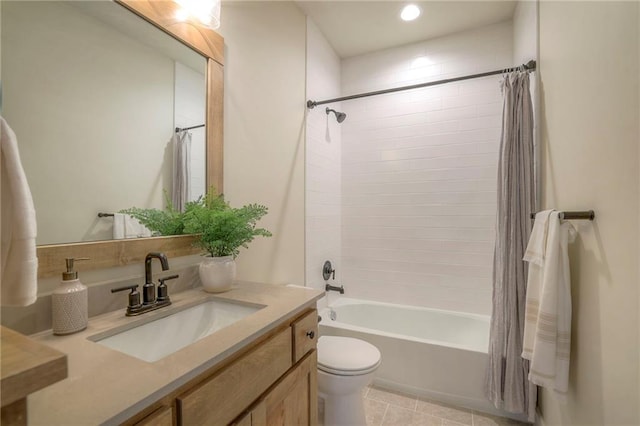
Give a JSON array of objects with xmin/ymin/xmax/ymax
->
[
  {"xmin": 264, "ymin": 352, "xmax": 317, "ymax": 426},
  {"xmin": 177, "ymin": 329, "xmax": 292, "ymax": 426},
  {"xmin": 232, "ymin": 401, "xmax": 266, "ymax": 426},
  {"xmin": 135, "ymin": 406, "xmax": 173, "ymax": 426}
]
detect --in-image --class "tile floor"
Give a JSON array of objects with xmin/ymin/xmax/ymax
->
[{"xmin": 361, "ymin": 385, "xmax": 530, "ymax": 426}]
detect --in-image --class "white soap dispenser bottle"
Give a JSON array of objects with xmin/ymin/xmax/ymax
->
[{"xmin": 52, "ymin": 257, "xmax": 89, "ymax": 335}]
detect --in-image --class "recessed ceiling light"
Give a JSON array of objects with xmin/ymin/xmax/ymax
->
[{"xmin": 400, "ymin": 4, "xmax": 421, "ymax": 21}]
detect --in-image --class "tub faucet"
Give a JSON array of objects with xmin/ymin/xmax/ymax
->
[{"xmin": 325, "ymin": 283, "xmax": 345, "ymax": 294}]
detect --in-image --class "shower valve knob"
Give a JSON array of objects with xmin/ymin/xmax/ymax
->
[{"xmin": 322, "ymin": 260, "xmax": 335, "ymax": 281}]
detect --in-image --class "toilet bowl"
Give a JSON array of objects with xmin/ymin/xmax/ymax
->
[{"xmin": 317, "ymin": 336, "xmax": 381, "ymax": 426}]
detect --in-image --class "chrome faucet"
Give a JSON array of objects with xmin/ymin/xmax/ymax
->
[{"xmin": 111, "ymin": 252, "xmax": 178, "ymax": 316}]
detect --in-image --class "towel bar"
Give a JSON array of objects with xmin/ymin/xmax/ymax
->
[
  {"xmin": 175, "ymin": 124, "xmax": 205, "ymax": 133},
  {"xmin": 529, "ymin": 210, "xmax": 595, "ymax": 220}
]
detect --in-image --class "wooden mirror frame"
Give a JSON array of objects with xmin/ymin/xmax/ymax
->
[{"xmin": 36, "ymin": 0, "xmax": 224, "ymax": 278}]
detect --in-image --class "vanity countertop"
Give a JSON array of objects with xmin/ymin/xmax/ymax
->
[{"xmin": 27, "ymin": 281, "xmax": 323, "ymax": 425}]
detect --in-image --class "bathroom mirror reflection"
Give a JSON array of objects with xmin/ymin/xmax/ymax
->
[{"xmin": 1, "ymin": 0, "xmax": 207, "ymax": 245}]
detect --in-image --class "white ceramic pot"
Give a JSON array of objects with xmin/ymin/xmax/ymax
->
[{"xmin": 199, "ymin": 255, "xmax": 236, "ymax": 293}]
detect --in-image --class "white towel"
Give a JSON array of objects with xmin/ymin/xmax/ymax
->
[
  {"xmin": 112, "ymin": 213, "xmax": 152, "ymax": 239},
  {"xmin": 1, "ymin": 116, "xmax": 38, "ymax": 306},
  {"xmin": 522, "ymin": 210, "xmax": 576, "ymax": 401}
]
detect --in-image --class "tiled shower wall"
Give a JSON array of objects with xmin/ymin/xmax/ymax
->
[
  {"xmin": 305, "ymin": 19, "xmax": 342, "ymax": 293},
  {"xmin": 340, "ymin": 22, "xmax": 514, "ymax": 315}
]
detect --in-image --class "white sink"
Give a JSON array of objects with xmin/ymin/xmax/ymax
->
[{"xmin": 90, "ymin": 299, "xmax": 264, "ymax": 362}]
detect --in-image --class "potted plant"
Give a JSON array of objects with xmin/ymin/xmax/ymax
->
[
  {"xmin": 182, "ymin": 191, "xmax": 271, "ymax": 292},
  {"xmin": 121, "ymin": 190, "xmax": 271, "ymax": 293}
]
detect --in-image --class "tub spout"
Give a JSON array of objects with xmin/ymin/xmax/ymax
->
[{"xmin": 325, "ymin": 283, "xmax": 344, "ymax": 294}]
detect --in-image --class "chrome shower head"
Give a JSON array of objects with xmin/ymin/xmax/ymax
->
[{"xmin": 326, "ymin": 107, "xmax": 347, "ymax": 123}]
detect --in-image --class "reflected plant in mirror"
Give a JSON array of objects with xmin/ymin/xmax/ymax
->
[{"xmin": 119, "ymin": 193, "xmax": 188, "ymax": 237}]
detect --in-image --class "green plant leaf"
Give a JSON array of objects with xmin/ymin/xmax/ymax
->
[{"xmin": 121, "ymin": 188, "xmax": 271, "ymax": 257}]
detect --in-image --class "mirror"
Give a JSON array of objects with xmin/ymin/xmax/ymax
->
[
  {"xmin": 2, "ymin": 0, "xmax": 208, "ymax": 245},
  {"xmin": 1, "ymin": 0, "xmax": 224, "ymax": 277}
]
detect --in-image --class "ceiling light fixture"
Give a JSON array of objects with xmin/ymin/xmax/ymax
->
[
  {"xmin": 400, "ymin": 4, "xmax": 421, "ymax": 22},
  {"xmin": 174, "ymin": 0, "xmax": 221, "ymax": 30}
]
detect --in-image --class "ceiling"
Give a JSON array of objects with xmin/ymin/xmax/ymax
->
[{"xmin": 295, "ymin": 1, "xmax": 518, "ymax": 58}]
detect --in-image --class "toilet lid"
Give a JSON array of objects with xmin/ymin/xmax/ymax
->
[{"xmin": 317, "ymin": 336, "xmax": 381, "ymax": 376}]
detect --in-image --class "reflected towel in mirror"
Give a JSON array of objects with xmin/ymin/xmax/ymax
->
[{"xmin": 113, "ymin": 213, "xmax": 152, "ymax": 239}]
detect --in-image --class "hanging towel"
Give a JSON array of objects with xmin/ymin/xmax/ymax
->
[
  {"xmin": 112, "ymin": 213, "xmax": 152, "ymax": 239},
  {"xmin": 171, "ymin": 131, "xmax": 191, "ymax": 212},
  {"xmin": 522, "ymin": 210, "xmax": 576, "ymax": 401},
  {"xmin": 1, "ymin": 116, "xmax": 38, "ymax": 306}
]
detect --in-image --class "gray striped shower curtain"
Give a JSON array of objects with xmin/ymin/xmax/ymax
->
[{"xmin": 484, "ymin": 70, "xmax": 537, "ymax": 422}]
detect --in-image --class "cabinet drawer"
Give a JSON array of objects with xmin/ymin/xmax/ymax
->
[
  {"xmin": 292, "ymin": 310, "xmax": 318, "ymax": 363},
  {"xmin": 177, "ymin": 328, "xmax": 292, "ymax": 426}
]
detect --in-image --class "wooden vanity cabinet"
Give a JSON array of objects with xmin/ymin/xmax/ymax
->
[
  {"xmin": 232, "ymin": 335, "xmax": 318, "ymax": 426},
  {"xmin": 131, "ymin": 308, "xmax": 318, "ymax": 426},
  {"xmin": 262, "ymin": 351, "xmax": 317, "ymax": 426},
  {"xmin": 134, "ymin": 406, "xmax": 173, "ymax": 426}
]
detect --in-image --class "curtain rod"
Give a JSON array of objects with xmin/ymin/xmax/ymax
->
[
  {"xmin": 306, "ymin": 60, "xmax": 536, "ymax": 109},
  {"xmin": 175, "ymin": 124, "xmax": 205, "ymax": 133}
]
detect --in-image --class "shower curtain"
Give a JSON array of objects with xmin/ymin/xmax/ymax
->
[
  {"xmin": 172, "ymin": 130, "xmax": 192, "ymax": 212},
  {"xmin": 485, "ymin": 71, "xmax": 536, "ymax": 421}
]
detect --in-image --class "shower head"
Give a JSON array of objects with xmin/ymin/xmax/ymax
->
[{"xmin": 326, "ymin": 107, "xmax": 347, "ymax": 123}]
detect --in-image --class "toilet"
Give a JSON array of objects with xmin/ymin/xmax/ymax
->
[{"xmin": 317, "ymin": 336, "xmax": 382, "ymax": 426}]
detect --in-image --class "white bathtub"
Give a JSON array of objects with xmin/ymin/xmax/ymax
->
[{"xmin": 319, "ymin": 297, "xmax": 513, "ymax": 417}]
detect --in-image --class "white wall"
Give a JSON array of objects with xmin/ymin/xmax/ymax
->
[
  {"xmin": 339, "ymin": 22, "xmax": 513, "ymax": 315},
  {"xmin": 2, "ymin": 1, "xmax": 177, "ymax": 244},
  {"xmin": 305, "ymin": 19, "xmax": 342, "ymax": 293},
  {"xmin": 513, "ymin": 0, "xmax": 539, "ymax": 206},
  {"xmin": 219, "ymin": 2, "xmax": 306, "ymax": 286},
  {"xmin": 538, "ymin": 2, "xmax": 640, "ymax": 424},
  {"xmin": 513, "ymin": 1, "xmax": 538, "ymax": 66},
  {"xmin": 174, "ymin": 62, "xmax": 206, "ymax": 203}
]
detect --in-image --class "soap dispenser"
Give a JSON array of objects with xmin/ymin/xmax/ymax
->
[{"xmin": 52, "ymin": 258, "xmax": 89, "ymax": 335}]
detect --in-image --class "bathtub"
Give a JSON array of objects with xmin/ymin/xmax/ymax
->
[{"xmin": 319, "ymin": 297, "xmax": 511, "ymax": 417}]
